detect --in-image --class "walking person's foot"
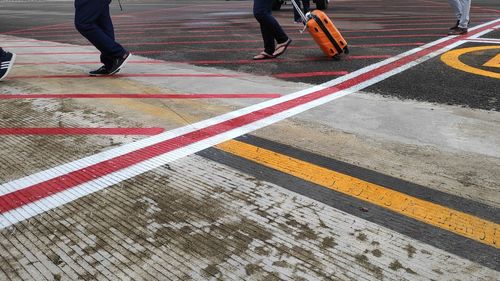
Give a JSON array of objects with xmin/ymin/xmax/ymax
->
[
  {"xmin": 108, "ymin": 51, "xmax": 131, "ymax": 75},
  {"xmin": 448, "ymin": 27, "xmax": 468, "ymax": 35},
  {"xmin": 89, "ymin": 65, "xmax": 111, "ymax": 76},
  {"xmin": 0, "ymin": 51, "xmax": 16, "ymax": 82},
  {"xmin": 272, "ymin": 38, "xmax": 292, "ymax": 57}
]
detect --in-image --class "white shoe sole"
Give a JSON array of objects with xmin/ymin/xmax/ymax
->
[{"xmin": 0, "ymin": 53, "xmax": 16, "ymax": 82}]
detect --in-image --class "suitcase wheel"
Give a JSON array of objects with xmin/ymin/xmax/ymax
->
[
  {"xmin": 344, "ymin": 46, "xmax": 349, "ymax": 55},
  {"xmin": 332, "ymin": 54, "xmax": 341, "ymax": 61}
]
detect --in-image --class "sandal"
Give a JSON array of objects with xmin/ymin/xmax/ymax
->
[
  {"xmin": 253, "ymin": 51, "xmax": 275, "ymax": 60},
  {"xmin": 272, "ymin": 38, "xmax": 292, "ymax": 57}
]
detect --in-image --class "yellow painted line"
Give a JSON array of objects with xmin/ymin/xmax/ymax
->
[
  {"xmin": 483, "ymin": 53, "xmax": 500, "ymax": 68},
  {"xmin": 440, "ymin": 46, "xmax": 500, "ymax": 79},
  {"xmin": 216, "ymin": 140, "xmax": 500, "ymax": 248}
]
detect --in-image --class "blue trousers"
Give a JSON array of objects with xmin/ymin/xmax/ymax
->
[
  {"xmin": 74, "ymin": 0, "xmax": 126, "ymax": 67},
  {"xmin": 293, "ymin": 0, "xmax": 310, "ymax": 22},
  {"xmin": 253, "ymin": 0, "xmax": 289, "ymax": 54}
]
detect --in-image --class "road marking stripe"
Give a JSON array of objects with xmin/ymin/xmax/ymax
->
[
  {"xmin": 1, "ymin": 19, "xmax": 498, "ymax": 229},
  {"xmin": 216, "ymin": 140, "xmax": 500, "ymax": 248},
  {"xmin": 273, "ymin": 71, "xmax": 348, "ymax": 78},
  {"xmin": 9, "ymin": 73, "xmax": 240, "ymax": 79},
  {"xmin": 0, "ymin": 93, "xmax": 281, "ymax": 99},
  {"xmin": 463, "ymin": 38, "xmax": 500, "ymax": 44},
  {"xmin": 13, "ymin": 55, "xmax": 389, "ymax": 67},
  {"xmin": 13, "ymin": 43, "xmax": 425, "ymax": 55},
  {"xmin": 0, "ymin": 128, "xmax": 165, "ymax": 135}
]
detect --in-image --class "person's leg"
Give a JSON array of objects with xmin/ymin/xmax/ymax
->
[
  {"xmin": 95, "ymin": 1, "xmax": 126, "ymax": 67},
  {"xmin": 75, "ymin": 0, "xmax": 125, "ymax": 68},
  {"xmin": 253, "ymin": 0, "xmax": 289, "ymax": 55},
  {"xmin": 302, "ymin": 0, "xmax": 310, "ymax": 14},
  {"xmin": 254, "ymin": 0, "xmax": 277, "ymax": 54},
  {"xmin": 448, "ymin": 0, "xmax": 461, "ymax": 29},
  {"xmin": 457, "ymin": 0, "xmax": 471, "ymax": 29},
  {"xmin": 293, "ymin": 1, "xmax": 303, "ymax": 22}
]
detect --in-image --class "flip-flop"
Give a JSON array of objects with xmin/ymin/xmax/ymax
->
[
  {"xmin": 253, "ymin": 51, "xmax": 275, "ymax": 60},
  {"xmin": 272, "ymin": 38, "xmax": 292, "ymax": 57}
]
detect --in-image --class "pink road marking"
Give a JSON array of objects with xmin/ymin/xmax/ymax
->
[
  {"xmin": 2, "ymin": 34, "xmax": 439, "ymax": 49},
  {"xmin": 273, "ymin": 71, "xmax": 348, "ymax": 78},
  {"xmin": 0, "ymin": 128, "xmax": 165, "ymax": 136},
  {"xmin": 15, "ymin": 43, "xmax": 425, "ymax": 56},
  {"xmin": 0, "ymin": 93, "xmax": 282, "ymax": 99},
  {"xmin": 7, "ymin": 26, "xmax": 452, "ymax": 38},
  {"xmin": 13, "ymin": 56, "xmax": 390, "ymax": 69},
  {"xmin": 10, "ymin": 73, "xmax": 240, "ymax": 79},
  {"xmin": 0, "ymin": 19, "xmax": 497, "ymax": 219}
]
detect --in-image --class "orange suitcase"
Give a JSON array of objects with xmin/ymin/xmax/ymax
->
[{"xmin": 291, "ymin": 0, "xmax": 349, "ymax": 59}]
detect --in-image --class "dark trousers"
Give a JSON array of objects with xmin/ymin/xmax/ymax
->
[
  {"xmin": 0, "ymin": 47, "xmax": 5, "ymax": 56},
  {"xmin": 74, "ymin": 0, "xmax": 125, "ymax": 68},
  {"xmin": 253, "ymin": 0, "xmax": 289, "ymax": 54},
  {"xmin": 293, "ymin": 0, "xmax": 311, "ymax": 22}
]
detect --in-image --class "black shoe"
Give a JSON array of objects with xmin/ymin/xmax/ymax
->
[
  {"xmin": 0, "ymin": 51, "xmax": 16, "ymax": 81},
  {"xmin": 107, "ymin": 51, "xmax": 131, "ymax": 75},
  {"xmin": 448, "ymin": 27, "xmax": 468, "ymax": 35},
  {"xmin": 450, "ymin": 19, "xmax": 470, "ymax": 30},
  {"xmin": 89, "ymin": 65, "xmax": 111, "ymax": 76}
]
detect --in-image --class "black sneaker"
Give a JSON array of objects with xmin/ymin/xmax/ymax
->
[
  {"xmin": 89, "ymin": 65, "xmax": 111, "ymax": 76},
  {"xmin": 107, "ymin": 51, "xmax": 131, "ymax": 75},
  {"xmin": 448, "ymin": 27, "xmax": 468, "ymax": 35},
  {"xmin": 450, "ymin": 19, "xmax": 470, "ymax": 30},
  {"xmin": 0, "ymin": 51, "xmax": 16, "ymax": 82}
]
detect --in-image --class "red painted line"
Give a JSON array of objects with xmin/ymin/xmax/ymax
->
[
  {"xmin": 182, "ymin": 56, "xmax": 390, "ymax": 65},
  {"xmin": 15, "ymin": 43, "xmax": 424, "ymax": 56},
  {"xmin": 348, "ymin": 34, "xmax": 442, "ymax": 39},
  {"xmin": 15, "ymin": 51, "xmax": 99, "ymax": 55},
  {"xmin": 273, "ymin": 71, "xmax": 348, "ymax": 78},
  {"xmin": 13, "ymin": 56, "xmax": 390, "ymax": 69},
  {"xmin": 13, "ymin": 25, "xmax": 449, "ymax": 38},
  {"xmin": 10, "ymin": 73, "xmax": 239, "ymax": 79},
  {"xmin": 0, "ymin": 22, "xmax": 70, "ymax": 35},
  {"xmin": 2, "ymin": 34, "xmax": 439, "ymax": 49},
  {"xmin": 121, "ymin": 35, "xmax": 438, "ymax": 46},
  {"xmin": 382, "ymin": 19, "xmax": 496, "ymax": 27},
  {"xmin": 0, "ymin": 128, "xmax": 165, "ymax": 136},
  {"xmin": 1, "ymin": 20, "xmax": 496, "ymax": 215},
  {"xmin": 0, "ymin": 93, "xmax": 281, "ymax": 99}
]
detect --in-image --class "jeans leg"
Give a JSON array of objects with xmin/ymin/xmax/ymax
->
[
  {"xmin": 448, "ymin": 0, "xmax": 462, "ymax": 20},
  {"xmin": 293, "ymin": 1, "xmax": 302, "ymax": 22},
  {"xmin": 253, "ymin": 0, "xmax": 289, "ymax": 54},
  {"xmin": 302, "ymin": 0, "xmax": 310, "ymax": 13},
  {"xmin": 96, "ymin": 2, "xmax": 126, "ymax": 66},
  {"xmin": 75, "ymin": 0, "xmax": 125, "ymax": 67},
  {"xmin": 457, "ymin": 0, "xmax": 471, "ymax": 28}
]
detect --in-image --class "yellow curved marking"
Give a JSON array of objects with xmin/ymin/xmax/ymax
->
[
  {"xmin": 483, "ymin": 53, "xmax": 500, "ymax": 68},
  {"xmin": 440, "ymin": 46, "xmax": 500, "ymax": 79},
  {"xmin": 217, "ymin": 140, "xmax": 500, "ymax": 248}
]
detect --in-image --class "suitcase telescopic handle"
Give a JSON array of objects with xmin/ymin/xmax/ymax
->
[
  {"xmin": 290, "ymin": 0, "xmax": 309, "ymax": 33},
  {"xmin": 290, "ymin": 0, "xmax": 307, "ymax": 22}
]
